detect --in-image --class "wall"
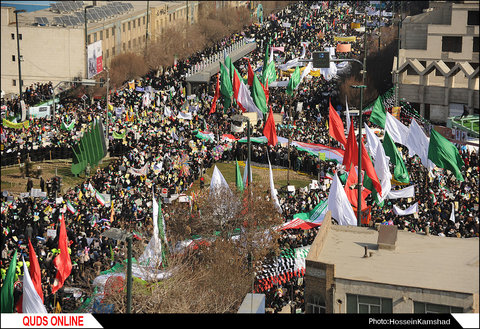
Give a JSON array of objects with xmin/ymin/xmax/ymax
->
[{"xmin": 333, "ymin": 278, "xmax": 476, "ymax": 313}]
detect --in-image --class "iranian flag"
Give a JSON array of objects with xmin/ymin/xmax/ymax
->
[
  {"xmin": 94, "ymin": 189, "xmax": 106, "ymax": 206},
  {"xmin": 66, "ymin": 200, "xmax": 77, "ymax": 214},
  {"xmin": 281, "ymin": 200, "xmax": 328, "ymax": 230}
]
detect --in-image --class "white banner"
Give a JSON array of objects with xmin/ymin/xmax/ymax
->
[
  {"xmin": 1, "ymin": 314, "xmax": 103, "ymax": 328},
  {"xmin": 393, "ymin": 203, "xmax": 418, "ymax": 216},
  {"xmin": 87, "ymin": 40, "xmax": 103, "ymax": 79},
  {"xmin": 387, "ymin": 185, "xmax": 415, "ymax": 199}
]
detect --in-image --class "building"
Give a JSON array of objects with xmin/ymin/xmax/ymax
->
[
  {"xmin": 393, "ymin": 1, "xmax": 479, "ymax": 124},
  {"xmin": 304, "ymin": 212, "xmax": 479, "ymax": 313},
  {"xmin": 1, "ymin": 1, "xmax": 200, "ymax": 97}
]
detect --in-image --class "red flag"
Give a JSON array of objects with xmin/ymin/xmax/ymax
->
[
  {"xmin": 263, "ymin": 106, "xmax": 278, "ymax": 146},
  {"xmin": 28, "ymin": 239, "xmax": 44, "ymax": 302},
  {"xmin": 343, "ymin": 123, "xmax": 383, "ymax": 196},
  {"xmin": 247, "ymin": 59, "xmax": 254, "ymax": 86},
  {"xmin": 209, "ymin": 73, "xmax": 220, "ymax": 115},
  {"xmin": 328, "ymin": 101, "xmax": 347, "ymax": 147},
  {"xmin": 344, "ymin": 164, "xmax": 370, "ymax": 211},
  {"xmin": 51, "ymin": 214, "xmax": 72, "ymax": 294},
  {"xmin": 232, "ymin": 69, "xmax": 246, "ymax": 112}
]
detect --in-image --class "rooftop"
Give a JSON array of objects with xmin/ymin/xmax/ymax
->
[
  {"xmin": 311, "ymin": 224, "xmax": 479, "ymax": 294},
  {"xmin": 3, "ymin": 1, "xmax": 187, "ymax": 29}
]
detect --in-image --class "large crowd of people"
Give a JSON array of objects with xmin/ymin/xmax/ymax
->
[{"xmin": 1, "ymin": 1, "xmax": 478, "ymax": 314}]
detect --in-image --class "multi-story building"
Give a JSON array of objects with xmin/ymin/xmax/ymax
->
[
  {"xmin": 304, "ymin": 212, "xmax": 479, "ymax": 314},
  {"xmin": 1, "ymin": 1, "xmax": 200, "ymax": 97},
  {"xmin": 393, "ymin": 1, "xmax": 479, "ymax": 123}
]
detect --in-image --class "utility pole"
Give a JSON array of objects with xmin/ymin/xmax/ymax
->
[
  {"xmin": 14, "ymin": 10, "xmax": 26, "ymax": 105},
  {"xmin": 84, "ymin": 5, "xmax": 94, "ymax": 79},
  {"xmin": 394, "ymin": 1, "xmax": 403, "ymax": 107},
  {"xmin": 145, "ymin": 0, "xmax": 150, "ymax": 58}
]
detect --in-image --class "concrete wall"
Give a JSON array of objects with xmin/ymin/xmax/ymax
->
[{"xmin": 1, "ymin": 24, "xmax": 84, "ymax": 95}]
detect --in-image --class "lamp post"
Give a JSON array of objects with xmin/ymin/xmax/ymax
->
[
  {"xmin": 84, "ymin": 5, "xmax": 94, "ymax": 79},
  {"xmin": 349, "ymin": 11, "xmax": 368, "ymax": 227},
  {"xmin": 104, "ymin": 67, "xmax": 110, "ymax": 151},
  {"xmin": 14, "ymin": 9, "xmax": 26, "ymax": 105}
]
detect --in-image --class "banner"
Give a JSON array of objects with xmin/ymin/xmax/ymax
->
[
  {"xmin": 87, "ymin": 40, "xmax": 103, "ymax": 79},
  {"xmin": 112, "ymin": 130, "xmax": 127, "ymax": 139},
  {"xmin": 291, "ymin": 141, "xmax": 344, "ymax": 163},
  {"xmin": 351, "ymin": 22, "xmax": 361, "ymax": 29},
  {"xmin": 3, "ymin": 118, "xmax": 29, "ymax": 129},
  {"xmin": 334, "ymin": 36, "xmax": 356, "ymax": 42},
  {"xmin": 387, "ymin": 185, "xmax": 415, "ymax": 199},
  {"xmin": 128, "ymin": 164, "xmax": 148, "ymax": 176},
  {"xmin": 336, "ymin": 43, "xmax": 352, "ymax": 52},
  {"xmin": 393, "ymin": 203, "xmax": 418, "ymax": 216}
]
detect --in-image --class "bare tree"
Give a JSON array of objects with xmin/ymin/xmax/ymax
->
[
  {"xmin": 109, "ymin": 52, "xmax": 149, "ymax": 88},
  {"xmin": 103, "ymin": 183, "xmax": 284, "ymax": 313}
]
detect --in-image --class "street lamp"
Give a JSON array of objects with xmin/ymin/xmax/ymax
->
[
  {"xmin": 84, "ymin": 5, "xmax": 94, "ymax": 79},
  {"xmin": 104, "ymin": 67, "xmax": 110, "ymax": 151},
  {"xmin": 14, "ymin": 9, "xmax": 26, "ymax": 104}
]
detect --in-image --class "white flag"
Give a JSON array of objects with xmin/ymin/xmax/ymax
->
[
  {"xmin": 364, "ymin": 123, "xmax": 380, "ymax": 159},
  {"xmin": 268, "ymin": 157, "xmax": 282, "ymax": 213},
  {"xmin": 243, "ymin": 159, "xmax": 253, "ymax": 187},
  {"xmin": 387, "ymin": 185, "xmax": 415, "ymax": 199},
  {"xmin": 237, "ymin": 79, "xmax": 264, "ymax": 119},
  {"xmin": 393, "ymin": 203, "xmax": 418, "ymax": 216},
  {"xmin": 210, "ymin": 165, "xmax": 231, "ymax": 194},
  {"xmin": 22, "ymin": 257, "xmax": 47, "ymax": 313},
  {"xmin": 327, "ymin": 173, "xmax": 357, "ymax": 226},
  {"xmin": 405, "ymin": 118, "xmax": 435, "ymax": 171},
  {"xmin": 449, "ymin": 203, "xmax": 455, "ymax": 223},
  {"xmin": 138, "ymin": 191, "xmax": 162, "ymax": 267},
  {"xmin": 374, "ymin": 143, "xmax": 392, "ymax": 203},
  {"xmin": 345, "ymin": 96, "xmax": 351, "ymax": 134},
  {"xmin": 385, "ymin": 112, "xmax": 409, "ymax": 146}
]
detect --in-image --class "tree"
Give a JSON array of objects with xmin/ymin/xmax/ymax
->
[
  {"xmin": 103, "ymin": 183, "xmax": 284, "ymax": 313},
  {"xmin": 109, "ymin": 53, "xmax": 149, "ymax": 88}
]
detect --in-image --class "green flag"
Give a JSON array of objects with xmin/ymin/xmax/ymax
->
[
  {"xmin": 220, "ymin": 62, "xmax": 233, "ymax": 109},
  {"xmin": 428, "ymin": 129, "xmax": 465, "ymax": 181},
  {"xmin": 263, "ymin": 37, "xmax": 271, "ymax": 76},
  {"xmin": 235, "ymin": 160, "xmax": 244, "ymax": 192},
  {"xmin": 0, "ymin": 250, "xmax": 17, "ymax": 313},
  {"xmin": 369, "ymin": 96, "xmax": 386, "ymax": 128},
  {"xmin": 225, "ymin": 55, "xmax": 234, "ymax": 85},
  {"xmin": 383, "ymin": 131, "xmax": 410, "ymax": 184},
  {"xmin": 262, "ymin": 59, "xmax": 277, "ymax": 85},
  {"xmin": 251, "ymin": 74, "xmax": 268, "ymax": 115},
  {"xmin": 286, "ymin": 66, "xmax": 301, "ymax": 96}
]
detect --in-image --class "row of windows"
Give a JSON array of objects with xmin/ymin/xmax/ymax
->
[
  {"xmin": 307, "ymin": 294, "xmax": 464, "ymax": 314},
  {"xmin": 442, "ymin": 36, "xmax": 479, "ymax": 53},
  {"xmin": 10, "ymin": 33, "xmax": 22, "ymax": 40}
]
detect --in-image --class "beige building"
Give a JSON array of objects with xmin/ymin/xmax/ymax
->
[
  {"xmin": 393, "ymin": 1, "xmax": 479, "ymax": 123},
  {"xmin": 1, "ymin": 1, "xmax": 200, "ymax": 97},
  {"xmin": 304, "ymin": 212, "xmax": 479, "ymax": 313}
]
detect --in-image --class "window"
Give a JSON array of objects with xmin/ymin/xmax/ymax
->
[
  {"xmin": 122, "ymin": 42, "xmax": 125, "ymax": 51},
  {"xmin": 19, "ymin": 34, "xmax": 22, "ymax": 40},
  {"xmin": 112, "ymin": 46, "xmax": 115, "ymax": 56},
  {"xmin": 474, "ymin": 37, "xmax": 479, "ymax": 53},
  {"xmin": 143, "ymin": 16, "xmax": 145, "ymax": 25},
  {"xmin": 94, "ymin": 33, "xmax": 97, "ymax": 42},
  {"xmin": 106, "ymin": 29, "xmax": 109, "ymax": 38},
  {"xmin": 88, "ymin": 35, "xmax": 91, "ymax": 44},
  {"xmin": 100, "ymin": 31, "xmax": 103, "ymax": 40},
  {"xmin": 128, "ymin": 21, "xmax": 131, "ymax": 30},
  {"xmin": 346, "ymin": 294, "xmax": 393, "ymax": 313},
  {"xmin": 11, "ymin": 33, "xmax": 14, "ymax": 39},
  {"xmin": 128, "ymin": 40, "xmax": 131, "ymax": 49},
  {"xmin": 414, "ymin": 302, "xmax": 463, "ymax": 314},
  {"xmin": 307, "ymin": 296, "xmax": 326, "ymax": 313},
  {"xmin": 467, "ymin": 11, "xmax": 479, "ymax": 26},
  {"xmin": 105, "ymin": 49, "xmax": 109, "ymax": 58},
  {"xmin": 112, "ymin": 27, "xmax": 115, "ymax": 36},
  {"xmin": 123, "ymin": 23, "xmax": 125, "ymax": 33},
  {"xmin": 13, "ymin": 80, "xmax": 16, "ymax": 86},
  {"xmin": 442, "ymin": 36, "xmax": 462, "ymax": 53},
  {"xmin": 133, "ymin": 20, "xmax": 135, "ymax": 28},
  {"xmin": 406, "ymin": 66, "xmax": 418, "ymax": 75},
  {"xmin": 12, "ymin": 55, "xmax": 15, "ymax": 62}
]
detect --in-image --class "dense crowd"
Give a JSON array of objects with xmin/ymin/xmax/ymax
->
[{"xmin": 1, "ymin": 1, "xmax": 478, "ymax": 314}]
